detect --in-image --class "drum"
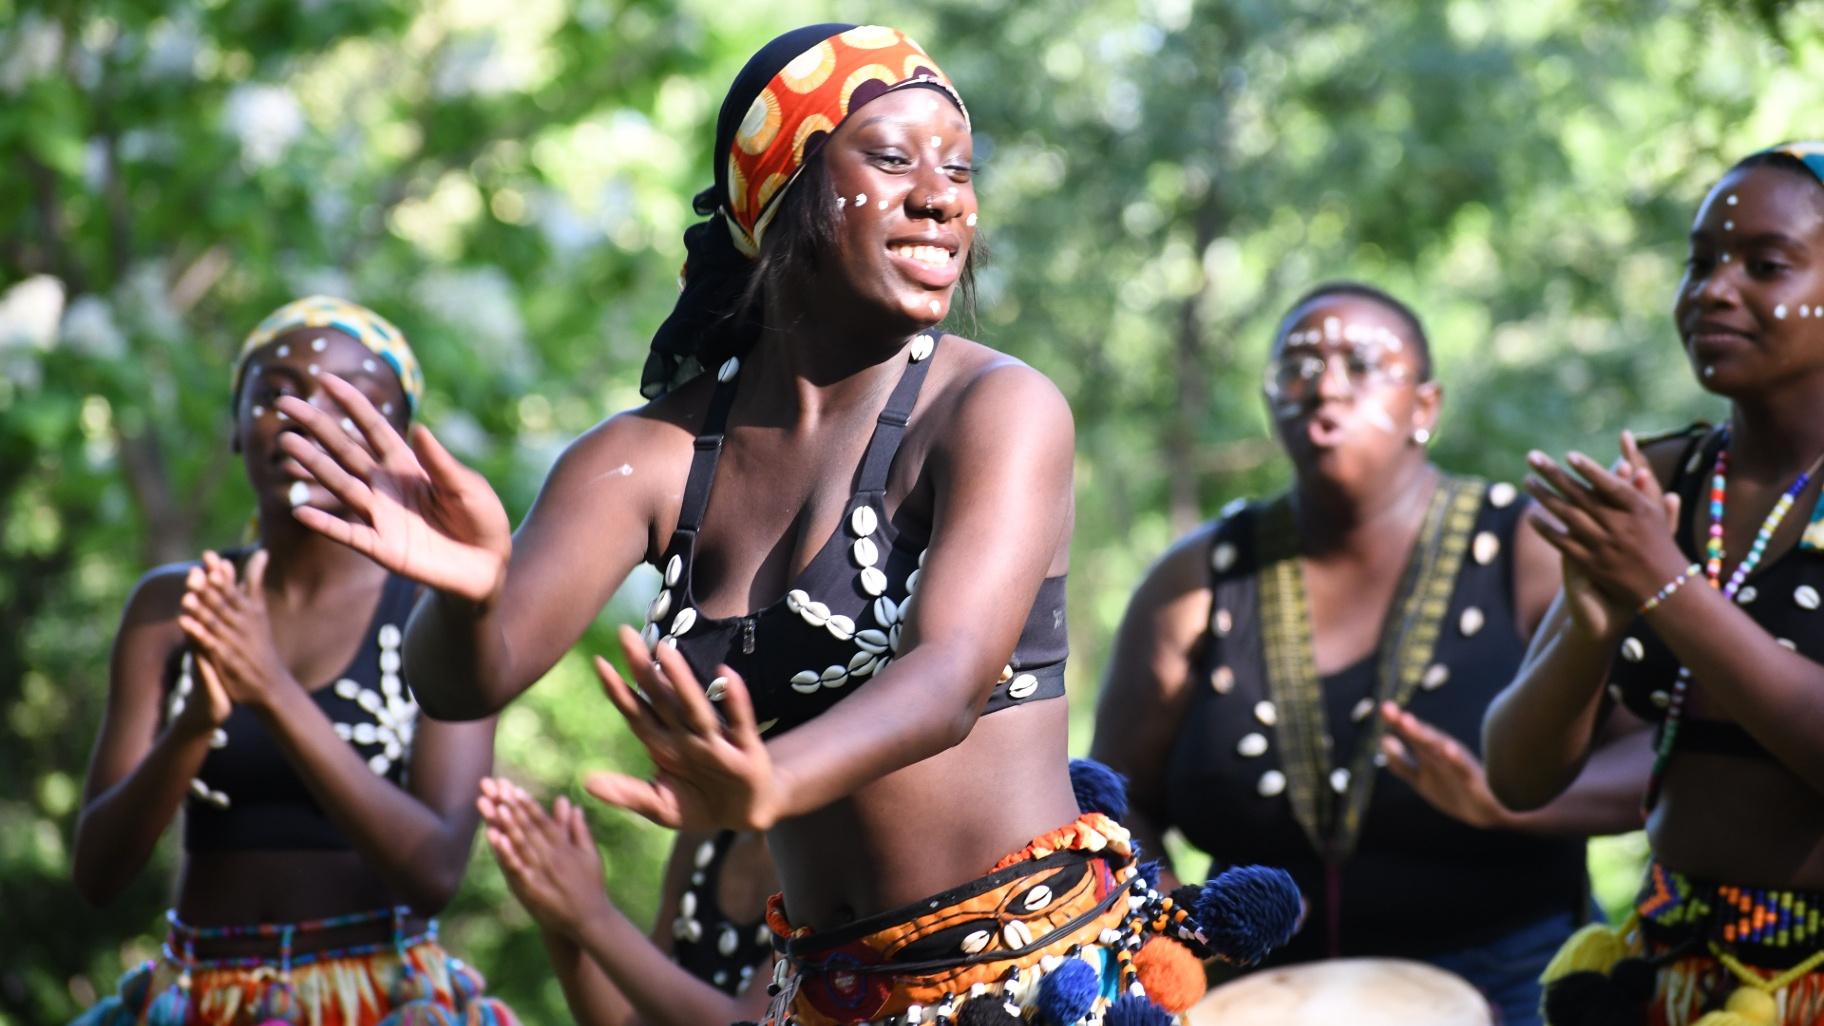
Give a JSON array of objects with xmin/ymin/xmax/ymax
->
[{"xmin": 1187, "ymin": 958, "xmax": 1493, "ymax": 1026}]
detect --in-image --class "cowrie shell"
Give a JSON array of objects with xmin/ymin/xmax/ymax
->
[
  {"xmin": 718, "ymin": 926, "xmax": 739, "ymax": 956},
  {"xmin": 860, "ymin": 566, "xmax": 889, "ymax": 596},
  {"xmin": 790, "ymin": 670, "xmax": 821, "ymax": 694},
  {"xmin": 1421, "ymin": 663, "xmax": 1450, "ymax": 690},
  {"xmin": 1351, "ymin": 697, "xmax": 1374, "ymax": 722},
  {"xmin": 1210, "ymin": 665, "xmax": 1235, "ymax": 694},
  {"xmin": 909, "ymin": 335, "xmax": 935, "ymax": 362},
  {"xmin": 1008, "ymin": 673, "xmax": 1038, "ymax": 699},
  {"xmin": 1023, "ymin": 885, "xmax": 1053, "ymax": 911},
  {"xmin": 1650, "ymin": 690, "xmax": 1671, "ymax": 709},
  {"xmin": 1002, "ymin": 920, "xmax": 1034, "ymax": 949},
  {"xmin": 785, "ymin": 588, "xmax": 809, "ymax": 613},
  {"xmin": 1459, "ymin": 607, "xmax": 1485, "ymax": 637},
  {"xmin": 671, "ymin": 607, "xmax": 697, "ymax": 636},
  {"xmin": 801, "ymin": 600, "xmax": 831, "ymax": 627},
  {"xmin": 1254, "ymin": 700, "xmax": 1277, "ymax": 725},
  {"xmin": 960, "ymin": 930, "xmax": 991, "ymax": 954},
  {"xmin": 1797, "ymin": 586, "xmax": 1820, "ymax": 610},
  {"xmin": 852, "ymin": 537, "xmax": 879, "ymax": 568},
  {"xmin": 664, "ymin": 555, "xmax": 682, "ymax": 586},
  {"xmin": 1258, "ymin": 770, "xmax": 1287, "ymax": 797},
  {"xmin": 706, "ymin": 677, "xmax": 728, "ymax": 701},
  {"xmin": 820, "ymin": 665, "xmax": 848, "ymax": 688},
  {"xmin": 850, "ymin": 506, "xmax": 878, "ymax": 537},
  {"xmin": 1212, "ymin": 608, "xmax": 1233, "ymax": 636},
  {"xmin": 1489, "ymin": 482, "xmax": 1518, "ymax": 508},
  {"xmin": 680, "ymin": 891, "xmax": 698, "ymax": 917},
  {"xmin": 1211, "ymin": 542, "xmax": 1237, "ymax": 573},
  {"xmin": 717, "ymin": 357, "xmax": 740, "ymax": 382},
  {"xmin": 641, "ymin": 623, "xmax": 660, "ymax": 647},
  {"xmin": 1473, "ymin": 532, "xmax": 1500, "ymax": 565},
  {"xmin": 1330, "ymin": 768, "xmax": 1351, "ymax": 793},
  {"xmin": 849, "ymin": 650, "xmax": 877, "ymax": 673},
  {"xmin": 855, "ymin": 629, "xmax": 890, "ymax": 654},
  {"xmin": 1738, "ymin": 586, "xmax": 1759, "ymax": 605},
  {"xmin": 378, "ymin": 624, "xmax": 403, "ymax": 649},
  {"xmin": 826, "ymin": 614, "xmax": 856, "ymax": 641},
  {"xmin": 873, "ymin": 596, "xmax": 899, "ymax": 625},
  {"xmin": 1621, "ymin": 637, "xmax": 1645, "ymax": 662},
  {"xmin": 1237, "ymin": 732, "xmax": 1268, "ymax": 757}
]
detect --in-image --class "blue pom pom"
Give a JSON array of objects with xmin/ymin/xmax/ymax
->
[
  {"xmin": 1136, "ymin": 859, "xmax": 1163, "ymax": 892},
  {"xmin": 1194, "ymin": 864, "xmax": 1303, "ymax": 965},
  {"xmin": 145, "ymin": 984, "xmax": 189, "ymax": 1026},
  {"xmin": 1104, "ymin": 994, "xmax": 1174, "ymax": 1026},
  {"xmin": 1034, "ymin": 958, "xmax": 1100, "ymax": 1025},
  {"xmin": 1068, "ymin": 757, "xmax": 1129, "ymax": 820}
]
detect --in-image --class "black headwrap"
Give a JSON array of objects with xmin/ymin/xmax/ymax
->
[{"xmin": 639, "ymin": 23, "xmax": 856, "ymax": 399}]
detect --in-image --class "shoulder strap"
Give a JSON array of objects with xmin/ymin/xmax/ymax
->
[
  {"xmin": 854, "ymin": 333, "xmax": 942, "ymax": 494},
  {"xmin": 676, "ymin": 361, "xmax": 745, "ymax": 533}
]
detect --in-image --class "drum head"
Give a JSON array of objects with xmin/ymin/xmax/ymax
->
[{"xmin": 1187, "ymin": 958, "xmax": 1492, "ymax": 1026}]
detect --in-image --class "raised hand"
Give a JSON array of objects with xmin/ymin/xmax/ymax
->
[
  {"xmin": 479, "ymin": 778, "xmax": 607, "ymax": 938},
  {"xmin": 584, "ymin": 626, "xmax": 784, "ymax": 833},
  {"xmin": 1379, "ymin": 703, "xmax": 1517, "ymax": 830},
  {"xmin": 177, "ymin": 550, "xmax": 295, "ymax": 709},
  {"xmin": 1524, "ymin": 430, "xmax": 1686, "ymax": 630},
  {"xmin": 276, "ymin": 374, "xmax": 512, "ymax": 603}
]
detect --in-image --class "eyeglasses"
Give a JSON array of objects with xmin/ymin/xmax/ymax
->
[{"xmin": 1263, "ymin": 345, "xmax": 1411, "ymax": 405}]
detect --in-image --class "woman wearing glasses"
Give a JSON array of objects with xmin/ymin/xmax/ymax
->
[{"xmin": 1091, "ymin": 283, "xmax": 1649, "ymax": 1025}]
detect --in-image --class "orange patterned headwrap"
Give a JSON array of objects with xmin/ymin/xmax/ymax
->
[{"xmin": 721, "ymin": 25, "xmax": 968, "ymax": 257}]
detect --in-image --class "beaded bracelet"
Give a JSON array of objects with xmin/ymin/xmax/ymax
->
[{"xmin": 1640, "ymin": 563, "xmax": 1702, "ymax": 613}]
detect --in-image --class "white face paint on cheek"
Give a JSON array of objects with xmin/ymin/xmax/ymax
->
[
  {"xmin": 252, "ymin": 405, "xmax": 265, "ymax": 417},
  {"xmin": 855, "ymin": 193, "xmax": 867, "ymax": 205},
  {"xmin": 362, "ymin": 358, "xmax": 377, "ymax": 373},
  {"xmin": 930, "ymin": 136, "xmax": 942, "ymax": 147},
  {"xmin": 1777, "ymin": 304, "xmax": 1789, "ymax": 319},
  {"xmin": 310, "ymin": 336, "xmax": 327, "ymax": 353},
  {"xmin": 965, "ymin": 212, "xmax": 977, "ymax": 227},
  {"xmin": 1324, "ymin": 317, "xmax": 1341, "ymax": 342},
  {"xmin": 1358, "ymin": 396, "xmax": 1397, "ymax": 434},
  {"xmin": 878, "ymin": 199, "xmax": 888, "ymax": 210},
  {"xmin": 288, "ymin": 481, "xmax": 311, "ymax": 507},
  {"xmin": 1727, "ymin": 194, "xmax": 1740, "ymax": 206},
  {"xmin": 929, "ymin": 300, "xmax": 941, "ymax": 314},
  {"xmin": 836, "ymin": 196, "xmax": 846, "ymax": 209},
  {"xmin": 308, "ymin": 364, "xmax": 321, "ymax": 376},
  {"xmin": 276, "ymin": 344, "xmax": 290, "ymax": 357},
  {"xmin": 1724, "ymin": 220, "xmax": 1735, "ymax": 230}
]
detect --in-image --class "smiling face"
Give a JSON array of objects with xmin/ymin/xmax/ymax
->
[
  {"xmin": 234, "ymin": 327, "xmax": 409, "ymax": 516},
  {"xmin": 1675, "ymin": 162, "xmax": 1824, "ymax": 397},
  {"xmin": 1265, "ymin": 292, "xmax": 1439, "ymax": 489},
  {"xmin": 801, "ymin": 87, "xmax": 976, "ymax": 328}
]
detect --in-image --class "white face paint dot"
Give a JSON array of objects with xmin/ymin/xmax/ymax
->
[
  {"xmin": 1804, "ymin": 306, "xmax": 1814, "ymax": 318},
  {"xmin": 251, "ymin": 405, "xmax": 265, "ymax": 417},
  {"xmin": 310, "ymin": 336, "xmax": 327, "ymax": 352},
  {"xmin": 965, "ymin": 212, "xmax": 977, "ymax": 226},
  {"xmin": 1721, "ymin": 253, "xmax": 1732, "ymax": 262},
  {"xmin": 287, "ymin": 481, "xmax": 311, "ymax": 507},
  {"xmin": 855, "ymin": 193, "xmax": 866, "ymax": 205},
  {"xmin": 1777, "ymin": 304, "xmax": 1790, "ymax": 319},
  {"xmin": 1324, "ymin": 317, "xmax": 1341, "ymax": 341},
  {"xmin": 308, "ymin": 364, "xmax": 321, "ymax": 376},
  {"xmin": 276, "ymin": 344, "xmax": 290, "ymax": 357},
  {"xmin": 1724, "ymin": 220, "xmax": 1735, "ymax": 230},
  {"xmin": 929, "ymin": 299, "xmax": 942, "ymax": 314},
  {"xmin": 930, "ymin": 135, "xmax": 942, "ymax": 147},
  {"xmin": 363, "ymin": 358, "xmax": 377, "ymax": 372},
  {"xmin": 836, "ymin": 196, "xmax": 847, "ymax": 208},
  {"xmin": 878, "ymin": 199, "xmax": 889, "ymax": 210},
  {"xmin": 1703, "ymin": 365, "xmax": 1717, "ymax": 379},
  {"xmin": 1727, "ymin": 193, "xmax": 1739, "ymax": 205},
  {"xmin": 381, "ymin": 403, "xmax": 394, "ymax": 415}
]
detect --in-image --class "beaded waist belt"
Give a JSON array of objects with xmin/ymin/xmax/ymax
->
[
  {"xmin": 163, "ymin": 905, "xmax": 435, "ymax": 973},
  {"xmin": 1638, "ymin": 862, "xmax": 1824, "ymax": 970}
]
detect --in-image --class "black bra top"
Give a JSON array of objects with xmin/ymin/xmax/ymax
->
[
  {"xmin": 646, "ymin": 332, "xmax": 1068, "ymax": 738},
  {"xmin": 670, "ymin": 831, "xmax": 771, "ymax": 994},
  {"xmin": 166, "ymin": 571, "xmax": 422, "ymax": 851},
  {"xmin": 1607, "ymin": 425, "xmax": 1824, "ymax": 762}
]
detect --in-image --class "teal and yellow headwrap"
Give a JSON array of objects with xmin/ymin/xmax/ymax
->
[
  {"xmin": 1761, "ymin": 141, "xmax": 1824, "ymax": 186},
  {"xmin": 233, "ymin": 295, "xmax": 424, "ymax": 415}
]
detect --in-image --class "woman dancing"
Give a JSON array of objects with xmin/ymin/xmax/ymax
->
[
  {"xmin": 276, "ymin": 24, "xmax": 1298, "ymax": 1026},
  {"xmin": 70, "ymin": 297, "xmax": 513, "ymax": 1025}
]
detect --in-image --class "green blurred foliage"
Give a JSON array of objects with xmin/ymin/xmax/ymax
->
[{"xmin": 1, "ymin": 0, "xmax": 1818, "ymax": 1021}]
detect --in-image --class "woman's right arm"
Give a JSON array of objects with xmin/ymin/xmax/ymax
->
[
  {"xmin": 1088, "ymin": 525, "xmax": 1217, "ymax": 889},
  {"xmin": 73, "ymin": 566, "xmax": 224, "ymax": 905},
  {"xmin": 277, "ymin": 377, "xmax": 680, "ymax": 719},
  {"xmin": 483, "ymin": 785, "xmax": 770, "ymax": 1026}
]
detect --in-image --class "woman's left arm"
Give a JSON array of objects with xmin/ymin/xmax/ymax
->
[
  {"xmin": 585, "ymin": 361, "xmax": 1073, "ymax": 830},
  {"xmin": 181, "ymin": 551, "xmax": 493, "ymax": 912},
  {"xmin": 762, "ymin": 361, "xmax": 1073, "ymax": 816}
]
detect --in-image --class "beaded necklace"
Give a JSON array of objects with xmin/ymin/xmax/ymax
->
[{"xmin": 1645, "ymin": 430, "xmax": 1823, "ymax": 808}]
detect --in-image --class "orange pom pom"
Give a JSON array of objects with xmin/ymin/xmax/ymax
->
[{"xmin": 1132, "ymin": 937, "xmax": 1205, "ymax": 1013}]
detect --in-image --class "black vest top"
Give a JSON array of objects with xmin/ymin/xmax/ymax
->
[
  {"xmin": 1162, "ymin": 479, "xmax": 1587, "ymax": 960},
  {"xmin": 165, "ymin": 572, "xmax": 421, "ymax": 851},
  {"xmin": 670, "ymin": 831, "xmax": 772, "ymax": 995},
  {"xmin": 648, "ymin": 334, "xmax": 1068, "ymax": 738},
  {"xmin": 1608, "ymin": 425, "xmax": 1824, "ymax": 759}
]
